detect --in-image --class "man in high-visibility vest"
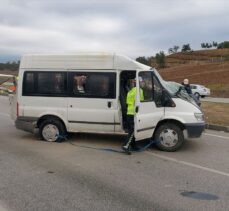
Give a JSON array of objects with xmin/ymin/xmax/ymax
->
[{"xmin": 122, "ymin": 77, "xmax": 144, "ymax": 154}]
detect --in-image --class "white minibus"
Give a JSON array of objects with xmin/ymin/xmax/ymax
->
[{"xmin": 11, "ymin": 53, "xmax": 205, "ymax": 151}]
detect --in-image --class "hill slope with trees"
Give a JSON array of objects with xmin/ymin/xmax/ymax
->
[{"xmin": 159, "ymin": 49, "xmax": 229, "ymax": 97}]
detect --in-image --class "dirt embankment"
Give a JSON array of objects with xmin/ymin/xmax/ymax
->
[{"xmin": 158, "ymin": 49, "xmax": 229, "ymax": 97}]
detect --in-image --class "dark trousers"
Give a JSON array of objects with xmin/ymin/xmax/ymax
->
[{"xmin": 123, "ymin": 115, "xmax": 136, "ymax": 149}]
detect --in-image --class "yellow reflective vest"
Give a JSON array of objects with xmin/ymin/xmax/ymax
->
[{"xmin": 126, "ymin": 87, "xmax": 144, "ymax": 115}]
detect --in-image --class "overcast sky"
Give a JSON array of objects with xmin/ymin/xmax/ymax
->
[{"xmin": 0, "ymin": 0, "xmax": 229, "ymax": 62}]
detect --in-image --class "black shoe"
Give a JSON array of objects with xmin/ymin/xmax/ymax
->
[
  {"xmin": 131, "ymin": 145, "xmax": 141, "ymax": 151},
  {"xmin": 122, "ymin": 146, "xmax": 131, "ymax": 155}
]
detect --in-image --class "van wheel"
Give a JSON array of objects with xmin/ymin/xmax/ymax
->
[
  {"xmin": 154, "ymin": 123, "xmax": 184, "ymax": 152},
  {"xmin": 39, "ymin": 118, "xmax": 66, "ymax": 142}
]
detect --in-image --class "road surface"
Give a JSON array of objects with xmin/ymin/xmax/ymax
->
[
  {"xmin": 0, "ymin": 96, "xmax": 229, "ymax": 211},
  {"xmin": 201, "ymin": 97, "xmax": 229, "ymax": 103}
]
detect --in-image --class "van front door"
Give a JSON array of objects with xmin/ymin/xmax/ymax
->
[
  {"xmin": 134, "ymin": 71, "xmax": 164, "ymax": 141},
  {"xmin": 67, "ymin": 71, "xmax": 118, "ymax": 133}
]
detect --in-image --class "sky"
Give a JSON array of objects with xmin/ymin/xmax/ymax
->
[{"xmin": 0, "ymin": 0, "xmax": 229, "ymax": 62}]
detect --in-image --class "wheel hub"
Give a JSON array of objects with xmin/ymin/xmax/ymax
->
[
  {"xmin": 42, "ymin": 124, "xmax": 59, "ymax": 142},
  {"xmin": 159, "ymin": 129, "xmax": 178, "ymax": 147}
]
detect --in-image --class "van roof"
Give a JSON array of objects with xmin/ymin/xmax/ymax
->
[{"xmin": 20, "ymin": 52, "xmax": 151, "ymax": 71}]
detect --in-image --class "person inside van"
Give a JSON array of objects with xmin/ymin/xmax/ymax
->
[
  {"xmin": 122, "ymin": 77, "xmax": 144, "ymax": 154},
  {"xmin": 99, "ymin": 79, "xmax": 109, "ymax": 97},
  {"xmin": 54, "ymin": 73, "xmax": 64, "ymax": 93},
  {"xmin": 73, "ymin": 75, "xmax": 87, "ymax": 94}
]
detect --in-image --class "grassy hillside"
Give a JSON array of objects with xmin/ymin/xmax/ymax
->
[{"xmin": 159, "ymin": 49, "xmax": 229, "ymax": 97}]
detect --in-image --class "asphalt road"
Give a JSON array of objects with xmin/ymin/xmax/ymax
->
[
  {"xmin": 201, "ymin": 97, "xmax": 229, "ymax": 103},
  {"xmin": 1, "ymin": 96, "xmax": 229, "ymax": 211}
]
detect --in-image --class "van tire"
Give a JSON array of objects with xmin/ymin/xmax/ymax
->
[
  {"xmin": 154, "ymin": 123, "xmax": 184, "ymax": 152},
  {"xmin": 39, "ymin": 118, "xmax": 66, "ymax": 142}
]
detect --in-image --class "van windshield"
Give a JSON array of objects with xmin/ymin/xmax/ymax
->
[
  {"xmin": 153, "ymin": 69, "xmax": 197, "ymax": 105},
  {"xmin": 165, "ymin": 81, "xmax": 197, "ymax": 105}
]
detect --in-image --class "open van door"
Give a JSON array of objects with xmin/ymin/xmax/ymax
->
[{"xmin": 134, "ymin": 70, "xmax": 164, "ymax": 141}]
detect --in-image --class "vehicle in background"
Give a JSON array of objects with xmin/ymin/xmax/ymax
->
[
  {"xmin": 190, "ymin": 84, "xmax": 210, "ymax": 98},
  {"xmin": 11, "ymin": 53, "xmax": 205, "ymax": 152},
  {"xmin": 0, "ymin": 74, "xmax": 17, "ymax": 94}
]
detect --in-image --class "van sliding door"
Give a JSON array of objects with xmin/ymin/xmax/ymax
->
[{"xmin": 67, "ymin": 71, "xmax": 118, "ymax": 133}]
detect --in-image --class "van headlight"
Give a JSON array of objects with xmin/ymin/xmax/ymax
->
[{"xmin": 194, "ymin": 113, "xmax": 204, "ymax": 121}]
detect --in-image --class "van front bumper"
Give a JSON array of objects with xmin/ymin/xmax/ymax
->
[
  {"xmin": 185, "ymin": 122, "xmax": 205, "ymax": 138},
  {"xmin": 15, "ymin": 117, "xmax": 38, "ymax": 134}
]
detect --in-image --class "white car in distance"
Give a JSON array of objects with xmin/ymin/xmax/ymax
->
[{"xmin": 190, "ymin": 84, "xmax": 210, "ymax": 98}]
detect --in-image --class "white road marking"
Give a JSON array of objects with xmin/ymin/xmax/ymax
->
[
  {"xmin": 203, "ymin": 133, "xmax": 229, "ymax": 140},
  {"xmin": 146, "ymin": 152, "xmax": 229, "ymax": 178},
  {"xmin": 0, "ymin": 112, "xmax": 10, "ymax": 117}
]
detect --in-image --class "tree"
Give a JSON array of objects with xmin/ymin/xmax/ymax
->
[
  {"xmin": 202, "ymin": 42, "xmax": 218, "ymax": 49},
  {"xmin": 224, "ymin": 41, "xmax": 229, "ymax": 48},
  {"xmin": 217, "ymin": 41, "xmax": 229, "ymax": 49},
  {"xmin": 205, "ymin": 43, "xmax": 212, "ymax": 48},
  {"xmin": 201, "ymin": 43, "xmax": 206, "ymax": 48},
  {"xmin": 173, "ymin": 45, "xmax": 179, "ymax": 53},
  {"xmin": 168, "ymin": 45, "xmax": 179, "ymax": 54},
  {"xmin": 212, "ymin": 41, "xmax": 218, "ymax": 48},
  {"xmin": 155, "ymin": 51, "xmax": 166, "ymax": 68},
  {"xmin": 147, "ymin": 56, "xmax": 155, "ymax": 67},
  {"xmin": 181, "ymin": 44, "xmax": 191, "ymax": 52},
  {"xmin": 0, "ymin": 60, "xmax": 19, "ymax": 71},
  {"xmin": 217, "ymin": 42, "xmax": 224, "ymax": 49},
  {"xmin": 136, "ymin": 56, "xmax": 149, "ymax": 65},
  {"xmin": 168, "ymin": 48, "xmax": 174, "ymax": 54}
]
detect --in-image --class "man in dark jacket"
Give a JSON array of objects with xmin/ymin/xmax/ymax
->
[
  {"xmin": 182, "ymin": 79, "xmax": 201, "ymax": 107},
  {"xmin": 182, "ymin": 79, "xmax": 192, "ymax": 94}
]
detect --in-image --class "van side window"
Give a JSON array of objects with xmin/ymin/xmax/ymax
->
[
  {"xmin": 37, "ymin": 72, "xmax": 66, "ymax": 94},
  {"xmin": 70, "ymin": 72, "xmax": 116, "ymax": 99},
  {"xmin": 23, "ymin": 72, "xmax": 67, "ymax": 96},
  {"xmin": 139, "ymin": 72, "xmax": 153, "ymax": 102},
  {"xmin": 23, "ymin": 72, "xmax": 35, "ymax": 94}
]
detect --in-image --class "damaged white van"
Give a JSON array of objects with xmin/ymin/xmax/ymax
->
[{"xmin": 12, "ymin": 53, "xmax": 205, "ymax": 151}]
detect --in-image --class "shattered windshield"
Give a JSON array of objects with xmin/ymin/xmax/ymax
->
[
  {"xmin": 152, "ymin": 69, "xmax": 197, "ymax": 105},
  {"xmin": 164, "ymin": 81, "xmax": 197, "ymax": 105}
]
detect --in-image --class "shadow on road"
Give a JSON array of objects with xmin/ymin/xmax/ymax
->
[{"xmin": 15, "ymin": 130, "xmax": 203, "ymax": 154}]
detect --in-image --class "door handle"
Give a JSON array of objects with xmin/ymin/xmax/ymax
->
[
  {"xmin": 135, "ymin": 106, "xmax": 139, "ymax": 113},
  {"xmin": 107, "ymin": 101, "xmax": 112, "ymax": 108}
]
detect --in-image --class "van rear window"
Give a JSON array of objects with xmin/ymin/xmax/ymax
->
[{"xmin": 23, "ymin": 72, "xmax": 35, "ymax": 94}]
